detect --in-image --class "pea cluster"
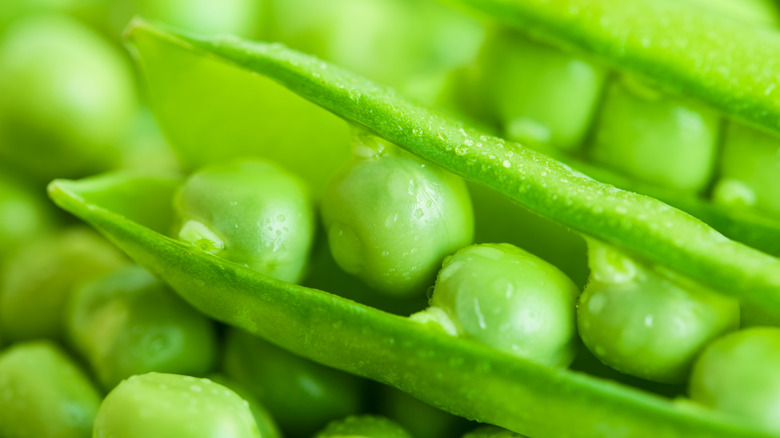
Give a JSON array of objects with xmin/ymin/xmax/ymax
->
[{"xmin": 2, "ymin": 0, "xmax": 780, "ymax": 437}]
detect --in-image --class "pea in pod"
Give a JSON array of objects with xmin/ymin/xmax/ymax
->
[{"xmin": 46, "ymin": 20, "xmax": 780, "ymax": 438}]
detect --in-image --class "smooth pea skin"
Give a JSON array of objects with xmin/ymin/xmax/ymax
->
[
  {"xmin": 589, "ymin": 74, "xmax": 719, "ymax": 193},
  {"xmin": 93, "ymin": 373, "xmax": 260, "ymax": 438},
  {"xmin": 223, "ymin": 327, "xmax": 366, "ymax": 437},
  {"xmin": 689, "ymin": 327, "xmax": 780, "ymax": 433},
  {"xmin": 0, "ymin": 171, "xmax": 54, "ymax": 261},
  {"xmin": 174, "ymin": 159, "xmax": 315, "ymax": 283},
  {"xmin": 0, "ymin": 341, "xmax": 101, "ymax": 438},
  {"xmin": 577, "ymin": 242, "xmax": 740, "ymax": 383},
  {"xmin": 321, "ymin": 134, "xmax": 473, "ymax": 296},
  {"xmin": 315, "ymin": 415, "xmax": 412, "ymax": 438},
  {"xmin": 67, "ymin": 265, "xmax": 217, "ymax": 390},
  {"xmin": 0, "ymin": 14, "xmax": 136, "ymax": 180},
  {"xmin": 475, "ymin": 28, "xmax": 607, "ymax": 152},
  {"xmin": 413, "ymin": 243, "xmax": 579, "ymax": 367},
  {"xmin": 0, "ymin": 227, "xmax": 127, "ymax": 341}
]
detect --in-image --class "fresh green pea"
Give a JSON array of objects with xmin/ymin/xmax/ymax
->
[
  {"xmin": 67, "ymin": 265, "xmax": 217, "ymax": 390},
  {"xmin": 462, "ymin": 426, "xmax": 528, "ymax": 438},
  {"xmin": 712, "ymin": 122, "xmax": 780, "ymax": 220},
  {"xmin": 0, "ymin": 14, "xmax": 136, "ymax": 181},
  {"xmin": 577, "ymin": 241, "xmax": 740, "ymax": 383},
  {"xmin": 473, "ymin": 28, "xmax": 607, "ymax": 152},
  {"xmin": 412, "ymin": 243, "xmax": 579, "ymax": 367},
  {"xmin": 688, "ymin": 326, "xmax": 780, "ymax": 433},
  {"xmin": 378, "ymin": 385, "xmax": 474, "ymax": 438},
  {"xmin": 0, "ymin": 171, "xmax": 54, "ymax": 261},
  {"xmin": 0, "ymin": 227, "xmax": 127, "ymax": 341},
  {"xmin": 0, "ymin": 340, "xmax": 101, "ymax": 438},
  {"xmin": 223, "ymin": 327, "xmax": 366, "ymax": 437},
  {"xmin": 174, "ymin": 158, "xmax": 315, "ymax": 283},
  {"xmin": 208, "ymin": 374, "xmax": 283, "ymax": 438},
  {"xmin": 136, "ymin": 0, "xmax": 265, "ymax": 38},
  {"xmin": 314, "ymin": 415, "xmax": 412, "ymax": 438},
  {"xmin": 588, "ymin": 75, "xmax": 720, "ymax": 193},
  {"xmin": 93, "ymin": 372, "xmax": 261, "ymax": 438},
  {"xmin": 321, "ymin": 131, "xmax": 473, "ymax": 296}
]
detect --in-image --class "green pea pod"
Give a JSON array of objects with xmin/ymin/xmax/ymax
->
[
  {"xmin": 67, "ymin": 265, "xmax": 218, "ymax": 390},
  {"xmin": 462, "ymin": 425, "xmax": 529, "ymax": 438},
  {"xmin": 447, "ymin": 0, "xmax": 780, "ymax": 135},
  {"xmin": 93, "ymin": 372, "xmax": 261, "ymax": 438},
  {"xmin": 314, "ymin": 416, "xmax": 412, "ymax": 438},
  {"xmin": 223, "ymin": 327, "xmax": 366, "ymax": 437},
  {"xmin": 47, "ymin": 21, "xmax": 780, "ymax": 438},
  {"xmin": 0, "ymin": 340, "xmax": 102, "ymax": 438}
]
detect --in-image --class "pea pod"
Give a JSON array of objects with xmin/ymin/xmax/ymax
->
[
  {"xmin": 314, "ymin": 416, "xmax": 412, "ymax": 438},
  {"xmin": 47, "ymin": 21, "xmax": 780, "ymax": 438},
  {"xmin": 447, "ymin": 0, "xmax": 780, "ymax": 135}
]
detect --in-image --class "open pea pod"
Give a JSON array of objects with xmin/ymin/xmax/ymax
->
[
  {"xmin": 49, "ymin": 20, "xmax": 780, "ymax": 438},
  {"xmin": 445, "ymin": 0, "xmax": 780, "ymax": 134}
]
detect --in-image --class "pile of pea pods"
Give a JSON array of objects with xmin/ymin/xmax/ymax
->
[{"xmin": 2, "ymin": 0, "xmax": 780, "ymax": 437}]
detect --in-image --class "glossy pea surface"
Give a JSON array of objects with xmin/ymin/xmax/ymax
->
[
  {"xmin": 577, "ymin": 242, "xmax": 740, "ymax": 383},
  {"xmin": 67, "ymin": 265, "xmax": 217, "ymax": 390},
  {"xmin": 174, "ymin": 159, "xmax": 315, "ymax": 283},
  {"xmin": 420, "ymin": 243, "xmax": 579, "ymax": 367},
  {"xmin": 0, "ymin": 341, "xmax": 101, "ymax": 438},
  {"xmin": 315, "ymin": 415, "xmax": 412, "ymax": 438},
  {"xmin": 321, "ymin": 135, "xmax": 473, "ymax": 296},
  {"xmin": 689, "ymin": 326, "xmax": 780, "ymax": 433},
  {"xmin": 93, "ymin": 372, "xmax": 260, "ymax": 438},
  {"xmin": 589, "ymin": 75, "xmax": 719, "ymax": 193}
]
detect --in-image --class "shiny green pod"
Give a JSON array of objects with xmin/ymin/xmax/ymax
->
[
  {"xmin": 67, "ymin": 265, "xmax": 217, "ymax": 390},
  {"xmin": 93, "ymin": 372, "xmax": 261, "ymax": 438},
  {"xmin": 174, "ymin": 159, "xmax": 315, "ymax": 283},
  {"xmin": 321, "ymin": 131, "xmax": 473, "ymax": 296},
  {"xmin": 0, "ymin": 340, "xmax": 101, "ymax": 438}
]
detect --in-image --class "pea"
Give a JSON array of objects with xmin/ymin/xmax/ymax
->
[
  {"xmin": 577, "ymin": 241, "xmax": 740, "ymax": 383},
  {"xmin": 67, "ymin": 265, "xmax": 217, "ymax": 390},
  {"xmin": 474, "ymin": 28, "xmax": 607, "ymax": 152},
  {"xmin": 0, "ymin": 227, "xmax": 127, "ymax": 341},
  {"xmin": 93, "ymin": 372, "xmax": 261, "ymax": 438},
  {"xmin": 314, "ymin": 415, "xmax": 413, "ymax": 438},
  {"xmin": 0, "ymin": 14, "xmax": 136, "ymax": 181},
  {"xmin": 588, "ymin": 75, "xmax": 720, "ymax": 193},
  {"xmin": 222, "ymin": 327, "xmax": 366, "ymax": 437},
  {"xmin": 321, "ymin": 132, "xmax": 473, "ymax": 296},
  {"xmin": 136, "ymin": 0, "xmax": 265, "ymax": 38},
  {"xmin": 462, "ymin": 425, "xmax": 528, "ymax": 438},
  {"xmin": 174, "ymin": 158, "xmax": 315, "ymax": 283},
  {"xmin": 0, "ymin": 340, "xmax": 101, "ymax": 438},
  {"xmin": 413, "ymin": 243, "xmax": 579, "ymax": 367},
  {"xmin": 688, "ymin": 326, "xmax": 780, "ymax": 433},
  {"xmin": 0, "ymin": 171, "xmax": 54, "ymax": 261}
]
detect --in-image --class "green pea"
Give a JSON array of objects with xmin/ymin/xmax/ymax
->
[
  {"xmin": 222, "ymin": 327, "xmax": 366, "ymax": 437},
  {"xmin": 174, "ymin": 158, "xmax": 315, "ymax": 283},
  {"xmin": 314, "ymin": 415, "xmax": 412, "ymax": 438},
  {"xmin": 93, "ymin": 372, "xmax": 260, "ymax": 438},
  {"xmin": 0, "ymin": 227, "xmax": 127, "ymax": 341},
  {"xmin": 412, "ymin": 243, "xmax": 579, "ymax": 367},
  {"xmin": 588, "ymin": 75, "xmax": 720, "ymax": 193},
  {"xmin": 712, "ymin": 121, "xmax": 780, "ymax": 220},
  {"xmin": 378, "ymin": 385, "xmax": 474, "ymax": 438},
  {"xmin": 321, "ymin": 132, "xmax": 473, "ymax": 296},
  {"xmin": 136, "ymin": 0, "xmax": 265, "ymax": 38},
  {"xmin": 67, "ymin": 265, "xmax": 217, "ymax": 390},
  {"xmin": 475, "ymin": 28, "xmax": 607, "ymax": 152},
  {"xmin": 688, "ymin": 326, "xmax": 780, "ymax": 433},
  {"xmin": 208, "ymin": 374, "xmax": 283, "ymax": 438},
  {"xmin": 0, "ymin": 340, "xmax": 101, "ymax": 438},
  {"xmin": 0, "ymin": 171, "xmax": 54, "ymax": 261},
  {"xmin": 0, "ymin": 14, "xmax": 136, "ymax": 180},
  {"xmin": 577, "ymin": 241, "xmax": 740, "ymax": 383}
]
